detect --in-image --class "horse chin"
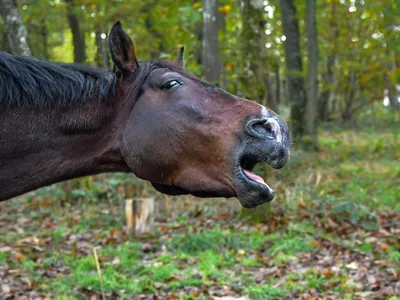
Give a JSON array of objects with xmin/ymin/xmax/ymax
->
[
  {"xmin": 151, "ymin": 182, "xmax": 235, "ymax": 199},
  {"xmin": 234, "ymin": 173, "xmax": 275, "ymax": 208},
  {"xmin": 151, "ymin": 183, "xmax": 189, "ymax": 196}
]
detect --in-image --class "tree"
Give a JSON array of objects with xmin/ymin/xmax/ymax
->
[
  {"xmin": 0, "ymin": 0, "xmax": 31, "ymax": 56},
  {"xmin": 202, "ymin": 0, "xmax": 221, "ymax": 84},
  {"xmin": 92, "ymin": 3, "xmax": 110, "ymax": 69},
  {"xmin": 94, "ymin": 24, "xmax": 109, "ymax": 69},
  {"xmin": 385, "ymin": 52, "xmax": 399, "ymax": 111},
  {"xmin": 279, "ymin": 0, "xmax": 306, "ymax": 138},
  {"xmin": 318, "ymin": 0, "xmax": 338, "ymax": 122},
  {"xmin": 65, "ymin": 0, "xmax": 85, "ymax": 63},
  {"xmin": 305, "ymin": 0, "xmax": 318, "ymax": 148},
  {"xmin": 239, "ymin": 0, "xmax": 277, "ymax": 112},
  {"xmin": 382, "ymin": 4, "xmax": 399, "ymax": 111}
]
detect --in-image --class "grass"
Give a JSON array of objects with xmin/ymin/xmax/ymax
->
[
  {"xmin": 0, "ymin": 220, "xmax": 356, "ymax": 298},
  {"xmin": 0, "ymin": 216, "xmax": 327, "ymax": 297},
  {"xmin": 245, "ymin": 285, "xmax": 286, "ymax": 299}
]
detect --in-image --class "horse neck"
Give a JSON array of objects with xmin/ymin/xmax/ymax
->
[{"xmin": 0, "ymin": 99, "xmax": 130, "ymax": 201}]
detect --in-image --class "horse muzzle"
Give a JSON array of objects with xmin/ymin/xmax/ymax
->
[{"xmin": 233, "ymin": 107, "xmax": 291, "ymax": 208}]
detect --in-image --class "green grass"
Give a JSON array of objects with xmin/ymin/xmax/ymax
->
[
  {"xmin": 37, "ymin": 229, "xmax": 320, "ymax": 297},
  {"xmin": 0, "ymin": 251, "xmax": 8, "ymax": 262},
  {"xmin": 245, "ymin": 285, "xmax": 286, "ymax": 299},
  {"xmin": 0, "ymin": 223, "xmax": 324, "ymax": 297}
]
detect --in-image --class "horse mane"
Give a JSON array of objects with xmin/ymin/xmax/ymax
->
[
  {"xmin": 0, "ymin": 52, "xmax": 117, "ymax": 106},
  {"xmin": 0, "ymin": 52, "xmax": 199, "ymax": 108}
]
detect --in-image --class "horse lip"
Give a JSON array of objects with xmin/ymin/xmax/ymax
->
[{"xmin": 232, "ymin": 156, "xmax": 275, "ymax": 208}]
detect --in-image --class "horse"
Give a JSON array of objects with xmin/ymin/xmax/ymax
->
[{"xmin": 0, "ymin": 21, "xmax": 290, "ymax": 208}]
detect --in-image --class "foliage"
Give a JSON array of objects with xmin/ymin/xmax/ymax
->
[{"xmin": 0, "ymin": 0, "xmax": 396, "ymax": 114}]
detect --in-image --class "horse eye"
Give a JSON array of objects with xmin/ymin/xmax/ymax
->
[{"xmin": 161, "ymin": 80, "xmax": 180, "ymax": 90}]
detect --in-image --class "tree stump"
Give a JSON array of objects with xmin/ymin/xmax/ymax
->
[{"xmin": 125, "ymin": 197, "xmax": 154, "ymax": 236}]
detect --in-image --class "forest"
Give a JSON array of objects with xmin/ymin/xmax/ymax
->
[{"xmin": 0, "ymin": 0, "xmax": 399, "ymax": 299}]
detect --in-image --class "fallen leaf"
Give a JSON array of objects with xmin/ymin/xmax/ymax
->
[
  {"xmin": 14, "ymin": 252, "xmax": 25, "ymax": 261},
  {"xmin": 1, "ymin": 284, "xmax": 11, "ymax": 294},
  {"xmin": 380, "ymin": 243, "xmax": 390, "ymax": 252},
  {"xmin": 298, "ymin": 200, "xmax": 307, "ymax": 209},
  {"xmin": 367, "ymin": 275, "xmax": 377, "ymax": 284},
  {"xmin": 326, "ymin": 217, "xmax": 339, "ymax": 228},
  {"xmin": 346, "ymin": 262, "xmax": 359, "ymax": 269},
  {"xmin": 322, "ymin": 268, "xmax": 334, "ymax": 278},
  {"xmin": 112, "ymin": 257, "xmax": 120, "ymax": 265},
  {"xmin": 171, "ymin": 274, "xmax": 184, "ymax": 281},
  {"xmin": 0, "ymin": 246, "xmax": 12, "ymax": 252},
  {"xmin": 159, "ymin": 224, "xmax": 169, "ymax": 233},
  {"xmin": 310, "ymin": 240, "xmax": 323, "ymax": 249}
]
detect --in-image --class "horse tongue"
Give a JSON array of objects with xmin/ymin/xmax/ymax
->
[{"xmin": 243, "ymin": 169, "xmax": 265, "ymax": 184}]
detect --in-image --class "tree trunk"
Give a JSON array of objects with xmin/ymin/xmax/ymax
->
[
  {"xmin": 319, "ymin": 56, "xmax": 334, "ymax": 122},
  {"xmin": 40, "ymin": 18, "xmax": 48, "ymax": 60},
  {"xmin": 218, "ymin": 3, "xmax": 228, "ymax": 90},
  {"xmin": 65, "ymin": 0, "xmax": 86, "ymax": 63},
  {"xmin": 261, "ymin": 28, "xmax": 277, "ymax": 112},
  {"xmin": 386, "ymin": 51, "xmax": 399, "ymax": 111},
  {"xmin": 0, "ymin": 0, "xmax": 31, "ymax": 56},
  {"xmin": 275, "ymin": 64, "xmax": 281, "ymax": 106},
  {"xmin": 194, "ymin": 16, "xmax": 203, "ymax": 68},
  {"xmin": 282, "ymin": 78, "xmax": 289, "ymax": 106},
  {"xmin": 319, "ymin": 0, "xmax": 338, "ymax": 122},
  {"xmin": 386, "ymin": 82, "xmax": 399, "ymax": 111},
  {"xmin": 387, "ymin": 87, "xmax": 399, "ymax": 110},
  {"xmin": 382, "ymin": 5, "xmax": 399, "ymax": 111},
  {"xmin": 279, "ymin": 0, "xmax": 306, "ymax": 139},
  {"xmin": 126, "ymin": 198, "xmax": 155, "ymax": 236},
  {"xmin": 239, "ymin": 0, "xmax": 268, "ymax": 104},
  {"xmin": 1, "ymin": 30, "xmax": 11, "ymax": 52},
  {"xmin": 342, "ymin": 71, "xmax": 356, "ymax": 122},
  {"xmin": 95, "ymin": 28, "xmax": 103, "ymax": 67},
  {"xmin": 142, "ymin": 1, "xmax": 166, "ymax": 60},
  {"xmin": 202, "ymin": 0, "xmax": 221, "ymax": 84},
  {"xmin": 305, "ymin": 0, "xmax": 318, "ymax": 149},
  {"xmin": 264, "ymin": 74, "xmax": 278, "ymax": 112},
  {"xmin": 95, "ymin": 24, "xmax": 109, "ymax": 69}
]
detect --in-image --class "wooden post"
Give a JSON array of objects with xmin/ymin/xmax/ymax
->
[{"xmin": 125, "ymin": 197, "xmax": 155, "ymax": 236}]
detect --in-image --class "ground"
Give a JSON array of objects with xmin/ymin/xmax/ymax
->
[{"xmin": 1, "ymin": 109, "xmax": 399, "ymax": 299}]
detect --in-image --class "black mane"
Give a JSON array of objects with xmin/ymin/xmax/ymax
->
[
  {"xmin": 0, "ymin": 52, "xmax": 116, "ymax": 106},
  {"xmin": 0, "ymin": 52, "xmax": 198, "ymax": 108}
]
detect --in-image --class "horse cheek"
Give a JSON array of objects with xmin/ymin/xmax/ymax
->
[{"xmin": 119, "ymin": 112, "xmax": 173, "ymax": 183}]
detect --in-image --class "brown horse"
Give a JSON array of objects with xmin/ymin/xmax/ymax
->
[{"xmin": 0, "ymin": 22, "xmax": 290, "ymax": 208}]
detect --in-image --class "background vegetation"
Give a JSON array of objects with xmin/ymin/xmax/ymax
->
[{"xmin": 0, "ymin": 0, "xmax": 399, "ymax": 298}]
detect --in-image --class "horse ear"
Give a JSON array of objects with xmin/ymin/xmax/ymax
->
[
  {"xmin": 109, "ymin": 21, "xmax": 139, "ymax": 73},
  {"xmin": 176, "ymin": 46, "xmax": 184, "ymax": 68}
]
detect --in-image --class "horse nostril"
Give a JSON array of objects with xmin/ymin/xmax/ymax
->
[
  {"xmin": 246, "ymin": 119, "xmax": 270, "ymax": 138},
  {"xmin": 246, "ymin": 118, "xmax": 282, "ymax": 143}
]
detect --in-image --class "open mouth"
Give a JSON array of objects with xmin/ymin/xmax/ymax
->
[{"xmin": 234, "ymin": 154, "xmax": 276, "ymax": 208}]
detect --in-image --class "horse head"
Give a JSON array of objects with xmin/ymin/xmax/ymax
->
[{"xmin": 110, "ymin": 22, "xmax": 291, "ymax": 208}]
